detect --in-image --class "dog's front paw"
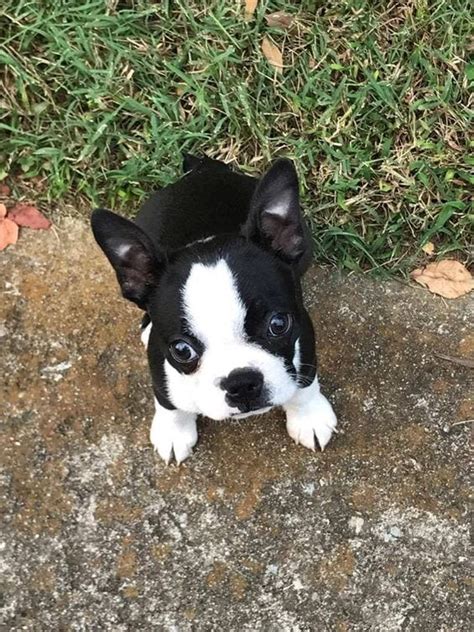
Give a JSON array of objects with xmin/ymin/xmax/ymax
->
[
  {"xmin": 284, "ymin": 380, "xmax": 337, "ymax": 451},
  {"xmin": 150, "ymin": 404, "xmax": 198, "ymax": 464}
]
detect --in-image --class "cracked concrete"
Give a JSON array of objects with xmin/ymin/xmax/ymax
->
[{"xmin": 1, "ymin": 219, "xmax": 472, "ymax": 630}]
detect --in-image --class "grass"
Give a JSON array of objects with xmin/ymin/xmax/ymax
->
[{"xmin": 0, "ymin": 0, "xmax": 472, "ymax": 274}]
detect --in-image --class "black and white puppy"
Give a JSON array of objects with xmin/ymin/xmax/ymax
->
[{"xmin": 91, "ymin": 155, "xmax": 337, "ymax": 463}]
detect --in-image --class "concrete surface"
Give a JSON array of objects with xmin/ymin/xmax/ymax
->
[{"xmin": 1, "ymin": 220, "xmax": 472, "ymax": 631}]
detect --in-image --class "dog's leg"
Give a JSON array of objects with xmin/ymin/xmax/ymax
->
[
  {"xmin": 150, "ymin": 399, "xmax": 198, "ymax": 464},
  {"xmin": 283, "ymin": 377, "xmax": 337, "ymax": 451}
]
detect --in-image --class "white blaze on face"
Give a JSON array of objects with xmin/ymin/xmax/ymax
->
[
  {"xmin": 182, "ymin": 258, "xmax": 247, "ymax": 345},
  {"xmin": 163, "ymin": 258, "xmax": 298, "ymax": 419}
]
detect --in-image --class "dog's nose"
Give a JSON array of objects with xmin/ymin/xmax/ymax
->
[{"xmin": 220, "ymin": 368, "xmax": 264, "ymax": 409}]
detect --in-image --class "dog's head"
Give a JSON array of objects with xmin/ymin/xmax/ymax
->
[{"xmin": 91, "ymin": 159, "xmax": 314, "ymax": 419}]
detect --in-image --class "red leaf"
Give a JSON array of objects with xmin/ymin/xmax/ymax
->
[
  {"xmin": 0, "ymin": 217, "xmax": 19, "ymax": 250},
  {"xmin": 8, "ymin": 204, "xmax": 52, "ymax": 230}
]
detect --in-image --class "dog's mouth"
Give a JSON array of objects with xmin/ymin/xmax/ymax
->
[{"xmin": 229, "ymin": 405, "xmax": 272, "ymax": 420}]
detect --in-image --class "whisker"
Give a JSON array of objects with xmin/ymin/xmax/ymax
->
[{"xmin": 297, "ymin": 362, "xmax": 318, "ymax": 371}]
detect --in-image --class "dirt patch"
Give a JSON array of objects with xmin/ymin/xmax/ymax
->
[{"xmin": 1, "ymin": 219, "xmax": 471, "ymax": 630}]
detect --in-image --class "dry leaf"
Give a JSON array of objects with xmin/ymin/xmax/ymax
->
[
  {"xmin": 8, "ymin": 204, "xmax": 52, "ymax": 230},
  {"xmin": 0, "ymin": 216, "xmax": 19, "ymax": 250},
  {"xmin": 422, "ymin": 242, "xmax": 435, "ymax": 255},
  {"xmin": 266, "ymin": 11, "xmax": 294, "ymax": 29},
  {"xmin": 411, "ymin": 259, "xmax": 474, "ymax": 299},
  {"xmin": 262, "ymin": 37, "xmax": 283, "ymax": 73},
  {"xmin": 0, "ymin": 183, "xmax": 10, "ymax": 196},
  {"xmin": 245, "ymin": 0, "xmax": 258, "ymax": 19}
]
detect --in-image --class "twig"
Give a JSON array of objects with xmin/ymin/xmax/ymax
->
[
  {"xmin": 435, "ymin": 353, "xmax": 474, "ymax": 369},
  {"xmin": 451, "ymin": 419, "xmax": 474, "ymax": 427}
]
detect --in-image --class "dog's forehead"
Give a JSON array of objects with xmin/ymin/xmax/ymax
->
[
  {"xmin": 151, "ymin": 240, "xmax": 296, "ymax": 339},
  {"xmin": 182, "ymin": 258, "xmax": 246, "ymax": 344}
]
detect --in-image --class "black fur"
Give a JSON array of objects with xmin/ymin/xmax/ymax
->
[{"xmin": 91, "ymin": 155, "xmax": 317, "ymax": 410}]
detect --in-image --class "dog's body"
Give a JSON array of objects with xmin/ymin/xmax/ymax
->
[{"xmin": 92, "ymin": 155, "xmax": 337, "ymax": 463}]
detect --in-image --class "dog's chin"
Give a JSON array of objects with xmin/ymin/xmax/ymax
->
[
  {"xmin": 228, "ymin": 405, "xmax": 273, "ymax": 420},
  {"xmin": 201, "ymin": 405, "xmax": 273, "ymax": 421}
]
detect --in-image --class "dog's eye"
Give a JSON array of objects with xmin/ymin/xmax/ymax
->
[
  {"xmin": 268, "ymin": 313, "xmax": 292, "ymax": 337},
  {"xmin": 169, "ymin": 340, "xmax": 199, "ymax": 364}
]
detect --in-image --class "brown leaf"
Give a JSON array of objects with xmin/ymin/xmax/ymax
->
[
  {"xmin": 262, "ymin": 37, "xmax": 283, "ymax": 74},
  {"xmin": 0, "ymin": 217, "xmax": 19, "ymax": 250},
  {"xmin": 0, "ymin": 183, "xmax": 10, "ymax": 196},
  {"xmin": 245, "ymin": 0, "xmax": 258, "ymax": 19},
  {"xmin": 8, "ymin": 204, "xmax": 52, "ymax": 230},
  {"xmin": 411, "ymin": 259, "xmax": 474, "ymax": 299},
  {"xmin": 266, "ymin": 11, "xmax": 294, "ymax": 29},
  {"xmin": 421, "ymin": 241, "xmax": 435, "ymax": 255}
]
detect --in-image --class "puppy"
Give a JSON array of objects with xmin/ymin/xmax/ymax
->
[{"xmin": 91, "ymin": 155, "xmax": 337, "ymax": 463}]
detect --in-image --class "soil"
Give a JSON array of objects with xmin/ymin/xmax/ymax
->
[{"xmin": 1, "ymin": 220, "xmax": 472, "ymax": 630}]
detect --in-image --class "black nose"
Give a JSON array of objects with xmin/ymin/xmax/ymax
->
[{"xmin": 220, "ymin": 368, "xmax": 264, "ymax": 410}]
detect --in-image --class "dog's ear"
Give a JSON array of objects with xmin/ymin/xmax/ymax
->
[
  {"xmin": 91, "ymin": 209, "xmax": 161, "ymax": 309},
  {"xmin": 243, "ymin": 159, "xmax": 311, "ymax": 265}
]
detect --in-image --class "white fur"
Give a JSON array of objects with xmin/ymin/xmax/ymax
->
[
  {"xmin": 293, "ymin": 338, "xmax": 301, "ymax": 374},
  {"xmin": 182, "ymin": 258, "xmax": 246, "ymax": 345},
  {"xmin": 164, "ymin": 259, "xmax": 298, "ymax": 420},
  {"xmin": 150, "ymin": 398, "xmax": 198, "ymax": 464},
  {"xmin": 283, "ymin": 377, "xmax": 337, "ymax": 451},
  {"xmin": 141, "ymin": 322, "xmax": 152, "ymax": 348},
  {"xmin": 185, "ymin": 235, "xmax": 216, "ymax": 247},
  {"xmin": 223, "ymin": 406, "xmax": 271, "ymax": 420},
  {"xmin": 115, "ymin": 243, "xmax": 132, "ymax": 258},
  {"xmin": 265, "ymin": 192, "xmax": 291, "ymax": 218}
]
